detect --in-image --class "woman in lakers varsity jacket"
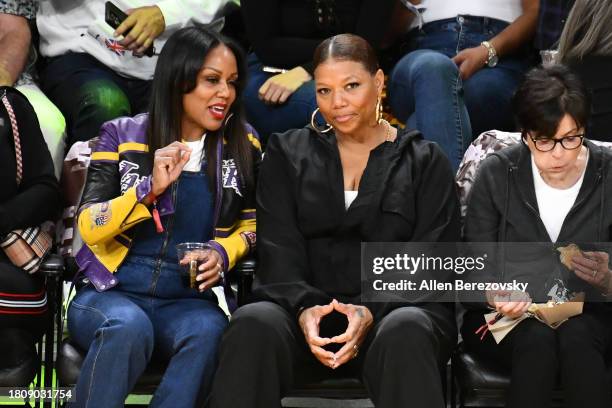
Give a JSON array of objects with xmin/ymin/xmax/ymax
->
[{"xmin": 67, "ymin": 27, "xmax": 260, "ymax": 408}]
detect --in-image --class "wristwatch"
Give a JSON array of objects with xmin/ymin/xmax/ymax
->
[{"xmin": 481, "ymin": 41, "xmax": 499, "ymax": 68}]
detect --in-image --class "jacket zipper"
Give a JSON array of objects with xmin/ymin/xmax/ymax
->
[
  {"xmin": 150, "ymin": 181, "xmax": 178, "ymax": 295},
  {"xmin": 511, "ymin": 167, "xmax": 553, "ymax": 240}
]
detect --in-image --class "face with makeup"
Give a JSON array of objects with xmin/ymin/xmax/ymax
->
[
  {"xmin": 181, "ymin": 43, "xmax": 238, "ymax": 139},
  {"xmin": 314, "ymin": 58, "xmax": 384, "ymax": 138}
]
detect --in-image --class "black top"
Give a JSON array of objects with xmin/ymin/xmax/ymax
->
[
  {"xmin": 534, "ymin": 0, "xmax": 575, "ymax": 51},
  {"xmin": 464, "ymin": 141, "xmax": 612, "ymax": 305},
  {"xmin": 568, "ymin": 56, "xmax": 612, "ymax": 143},
  {"xmin": 0, "ymin": 87, "xmax": 60, "ymax": 236},
  {"xmin": 241, "ymin": 0, "xmax": 394, "ymax": 73},
  {"xmin": 252, "ymin": 126, "xmax": 461, "ymax": 322}
]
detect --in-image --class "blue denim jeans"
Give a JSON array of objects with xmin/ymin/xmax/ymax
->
[
  {"xmin": 67, "ymin": 170, "xmax": 225, "ymax": 408},
  {"xmin": 243, "ymin": 53, "xmax": 318, "ymax": 143},
  {"xmin": 67, "ymin": 257, "xmax": 228, "ymax": 408},
  {"xmin": 389, "ymin": 16, "xmax": 532, "ymax": 170}
]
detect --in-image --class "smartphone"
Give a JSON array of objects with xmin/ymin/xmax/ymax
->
[
  {"xmin": 105, "ymin": 1, "xmax": 127, "ymax": 30},
  {"xmin": 104, "ymin": 1, "xmax": 155, "ymax": 57}
]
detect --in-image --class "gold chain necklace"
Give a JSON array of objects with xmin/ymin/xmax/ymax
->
[{"xmin": 380, "ymin": 119, "xmax": 393, "ymax": 142}]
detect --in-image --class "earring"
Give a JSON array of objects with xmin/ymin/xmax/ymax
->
[
  {"xmin": 310, "ymin": 108, "xmax": 333, "ymax": 133},
  {"xmin": 223, "ymin": 112, "xmax": 234, "ymax": 127},
  {"xmin": 375, "ymin": 96, "xmax": 383, "ymax": 125}
]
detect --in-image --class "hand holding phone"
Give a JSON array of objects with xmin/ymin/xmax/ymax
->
[
  {"xmin": 105, "ymin": 1, "xmax": 127, "ymax": 30},
  {"xmin": 104, "ymin": 1, "xmax": 158, "ymax": 57}
]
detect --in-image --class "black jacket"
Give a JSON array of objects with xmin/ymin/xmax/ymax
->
[
  {"xmin": 464, "ymin": 141, "xmax": 612, "ymax": 303},
  {"xmin": 252, "ymin": 126, "xmax": 461, "ymax": 322},
  {"xmin": 569, "ymin": 56, "xmax": 612, "ymax": 143},
  {"xmin": 241, "ymin": 0, "xmax": 394, "ymax": 73},
  {"xmin": 0, "ymin": 87, "xmax": 60, "ymax": 236}
]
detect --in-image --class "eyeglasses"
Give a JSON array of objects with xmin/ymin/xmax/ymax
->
[{"xmin": 528, "ymin": 134, "xmax": 585, "ymax": 152}]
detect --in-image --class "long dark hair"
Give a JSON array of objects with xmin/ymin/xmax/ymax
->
[{"xmin": 147, "ymin": 26, "xmax": 254, "ymax": 190}]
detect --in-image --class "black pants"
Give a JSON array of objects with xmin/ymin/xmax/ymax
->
[
  {"xmin": 209, "ymin": 301, "xmax": 456, "ymax": 408},
  {"xmin": 0, "ymin": 258, "xmax": 48, "ymax": 368},
  {"xmin": 40, "ymin": 53, "xmax": 151, "ymax": 148},
  {"xmin": 462, "ymin": 306, "xmax": 612, "ymax": 408}
]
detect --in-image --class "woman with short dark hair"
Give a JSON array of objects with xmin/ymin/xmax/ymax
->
[
  {"xmin": 68, "ymin": 26, "xmax": 261, "ymax": 408},
  {"xmin": 462, "ymin": 65, "xmax": 612, "ymax": 408},
  {"xmin": 210, "ymin": 33, "xmax": 460, "ymax": 408}
]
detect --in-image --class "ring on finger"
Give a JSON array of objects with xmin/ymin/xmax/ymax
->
[
  {"xmin": 353, "ymin": 344, "xmax": 359, "ymax": 358},
  {"xmin": 217, "ymin": 264, "xmax": 224, "ymax": 280},
  {"xmin": 592, "ymin": 269, "xmax": 597, "ymax": 278}
]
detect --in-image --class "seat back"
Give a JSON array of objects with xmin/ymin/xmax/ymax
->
[
  {"xmin": 455, "ymin": 130, "xmax": 520, "ymax": 219},
  {"xmin": 57, "ymin": 139, "xmax": 98, "ymax": 260}
]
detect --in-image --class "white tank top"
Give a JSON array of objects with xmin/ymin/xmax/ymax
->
[{"xmin": 421, "ymin": 0, "xmax": 523, "ymax": 24}]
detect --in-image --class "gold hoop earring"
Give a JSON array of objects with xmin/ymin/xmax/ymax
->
[
  {"xmin": 375, "ymin": 96, "xmax": 383, "ymax": 125},
  {"xmin": 310, "ymin": 108, "xmax": 333, "ymax": 133}
]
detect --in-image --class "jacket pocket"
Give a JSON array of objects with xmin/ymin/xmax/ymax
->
[{"xmin": 378, "ymin": 189, "xmax": 416, "ymax": 239}]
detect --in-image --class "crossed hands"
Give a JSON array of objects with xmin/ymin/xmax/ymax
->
[{"xmin": 298, "ymin": 300, "xmax": 373, "ymax": 369}]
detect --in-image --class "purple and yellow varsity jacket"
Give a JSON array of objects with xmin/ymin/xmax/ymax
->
[{"xmin": 75, "ymin": 113, "xmax": 261, "ymax": 295}]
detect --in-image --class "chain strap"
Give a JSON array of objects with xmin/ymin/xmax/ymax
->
[{"xmin": 1, "ymin": 90, "xmax": 23, "ymax": 185}]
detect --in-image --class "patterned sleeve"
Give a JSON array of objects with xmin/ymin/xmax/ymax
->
[
  {"xmin": 456, "ymin": 130, "xmax": 521, "ymax": 219},
  {"xmin": 0, "ymin": 0, "xmax": 37, "ymax": 20}
]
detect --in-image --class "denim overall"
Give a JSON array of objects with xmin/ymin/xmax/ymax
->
[{"xmin": 67, "ymin": 166, "xmax": 228, "ymax": 408}]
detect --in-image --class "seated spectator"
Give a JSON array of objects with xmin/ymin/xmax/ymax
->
[
  {"xmin": 0, "ymin": 87, "xmax": 61, "ymax": 373},
  {"xmin": 557, "ymin": 0, "xmax": 612, "ymax": 142},
  {"xmin": 37, "ymin": 0, "xmax": 230, "ymax": 148},
  {"xmin": 462, "ymin": 66, "xmax": 612, "ymax": 408},
  {"xmin": 388, "ymin": 0, "xmax": 539, "ymax": 170},
  {"xmin": 68, "ymin": 27, "xmax": 260, "ymax": 407},
  {"xmin": 209, "ymin": 34, "xmax": 459, "ymax": 408},
  {"xmin": 240, "ymin": 0, "xmax": 393, "ymax": 142},
  {"xmin": 0, "ymin": 0, "xmax": 66, "ymax": 178}
]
